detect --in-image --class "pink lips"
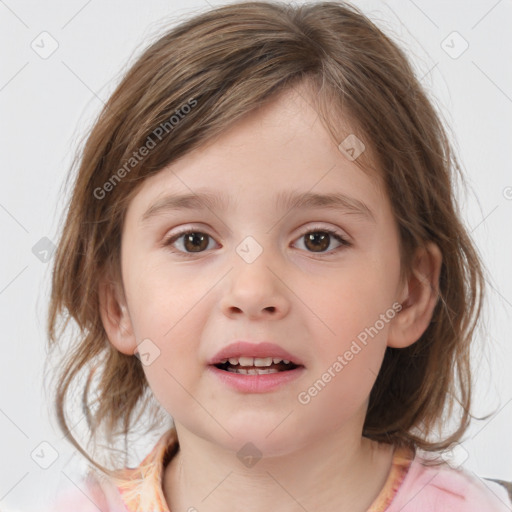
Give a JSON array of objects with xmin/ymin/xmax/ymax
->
[
  {"xmin": 208, "ymin": 341, "xmax": 303, "ymax": 366},
  {"xmin": 207, "ymin": 341, "xmax": 305, "ymax": 393},
  {"xmin": 207, "ymin": 364, "xmax": 305, "ymax": 393}
]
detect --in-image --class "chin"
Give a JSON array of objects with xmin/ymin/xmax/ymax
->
[{"xmin": 218, "ymin": 419, "xmax": 302, "ymax": 459}]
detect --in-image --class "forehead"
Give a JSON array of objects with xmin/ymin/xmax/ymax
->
[{"xmin": 125, "ymin": 86, "xmax": 388, "ymax": 222}]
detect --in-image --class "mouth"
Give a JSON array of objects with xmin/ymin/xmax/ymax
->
[
  {"xmin": 208, "ymin": 343, "xmax": 305, "ymax": 392},
  {"xmin": 213, "ymin": 356, "xmax": 302, "ymax": 375}
]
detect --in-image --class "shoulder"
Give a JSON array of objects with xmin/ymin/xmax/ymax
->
[
  {"xmin": 44, "ymin": 472, "xmax": 128, "ymax": 512},
  {"xmin": 389, "ymin": 449, "xmax": 512, "ymax": 512},
  {"xmin": 46, "ymin": 428, "xmax": 178, "ymax": 512}
]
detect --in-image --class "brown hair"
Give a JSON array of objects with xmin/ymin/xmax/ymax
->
[{"xmin": 47, "ymin": 0, "xmax": 484, "ymax": 473}]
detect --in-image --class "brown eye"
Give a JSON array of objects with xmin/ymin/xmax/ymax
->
[
  {"xmin": 293, "ymin": 228, "xmax": 350, "ymax": 254},
  {"xmin": 165, "ymin": 230, "xmax": 217, "ymax": 255},
  {"xmin": 182, "ymin": 232, "xmax": 209, "ymax": 252},
  {"xmin": 304, "ymin": 232, "xmax": 331, "ymax": 252}
]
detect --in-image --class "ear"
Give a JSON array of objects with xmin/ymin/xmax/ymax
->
[
  {"xmin": 98, "ymin": 273, "xmax": 137, "ymax": 355},
  {"xmin": 387, "ymin": 242, "xmax": 443, "ymax": 349}
]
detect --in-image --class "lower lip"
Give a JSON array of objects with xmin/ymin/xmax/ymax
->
[{"xmin": 207, "ymin": 365, "xmax": 305, "ymax": 393}]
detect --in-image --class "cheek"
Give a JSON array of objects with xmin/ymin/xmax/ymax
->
[
  {"xmin": 124, "ymin": 253, "xmax": 203, "ymax": 338},
  {"xmin": 120, "ymin": 265, "xmax": 195, "ymax": 396},
  {"xmin": 295, "ymin": 320, "xmax": 389, "ymax": 426},
  {"xmin": 134, "ymin": 314, "xmax": 206, "ymax": 421},
  {"xmin": 302, "ymin": 256, "xmax": 400, "ymax": 347},
  {"xmin": 293, "ymin": 254, "xmax": 399, "ymax": 412}
]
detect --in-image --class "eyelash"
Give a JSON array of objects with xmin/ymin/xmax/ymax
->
[{"xmin": 162, "ymin": 225, "xmax": 352, "ymax": 258}]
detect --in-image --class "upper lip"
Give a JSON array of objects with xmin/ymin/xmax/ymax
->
[{"xmin": 208, "ymin": 341, "xmax": 304, "ymax": 366}]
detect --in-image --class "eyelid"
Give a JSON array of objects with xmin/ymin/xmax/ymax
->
[
  {"xmin": 162, "ymin": 226, "xmax": 220, "ymax": 255},
  {"xmin": 162, "ymin": 223, "xmax": 352, "ymax": 256},
  {"xmin": 292, "ymin": 224, "xmax": 352, "ymax": 253},
  {"xmin": 295, "ymin": 223, "xmax": 351, "ymax": 243}
]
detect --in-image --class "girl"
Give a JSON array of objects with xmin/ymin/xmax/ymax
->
[{"xmin": 46, "ymin": 1, "xmax": 512, "ymax": 511}]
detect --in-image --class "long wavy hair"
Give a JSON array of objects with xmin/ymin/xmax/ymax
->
[{"xmin": 47, "ymin": 0, "xmax": 485, "ymax": 474}]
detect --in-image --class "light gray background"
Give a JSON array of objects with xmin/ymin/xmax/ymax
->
[{"xmin": 1, "ymin": 0, "xmax": 511, "ymax": 510}]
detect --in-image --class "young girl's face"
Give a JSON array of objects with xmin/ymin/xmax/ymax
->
[{"xmin": 112, "ymin": 86, "xmax": 408, "ymax": 455}]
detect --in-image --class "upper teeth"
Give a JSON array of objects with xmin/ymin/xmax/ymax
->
[{"xmin": 222, "ymin": 357, "xmax": 291, "ymax": 366}]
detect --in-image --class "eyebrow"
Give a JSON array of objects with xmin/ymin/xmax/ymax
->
[
  {"xmin": 141, "ymin": 191, "xmax": 231, "ymax": 223},
  {"xmin": 276, "ymin": 190, "xmax": 375, "ymax": 221},
  {"xmin": 140, "ymin": 189, "xmax": 375, "ymax": 223}
]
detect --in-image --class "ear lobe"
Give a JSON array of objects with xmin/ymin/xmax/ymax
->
[
  {"xmin": 98, "ymin": 275, "xmax": 137, "ymax": 355},
  {"xmin": 387, "ymin": 242, "xmax": 443, "ymax": 349}
]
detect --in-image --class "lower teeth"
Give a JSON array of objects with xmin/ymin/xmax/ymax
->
[{"xmin": 226, "ymin": 367, "xmax": 280, "ymax": 375}]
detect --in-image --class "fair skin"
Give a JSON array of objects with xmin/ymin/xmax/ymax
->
[{"xmin": 100, "ymin": 86, "xmax": 442, "ymax": 512}]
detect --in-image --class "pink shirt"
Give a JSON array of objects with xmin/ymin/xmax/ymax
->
[{"xmin": 48, "ymin": 428, "xmax": 512, "ymax": 511}]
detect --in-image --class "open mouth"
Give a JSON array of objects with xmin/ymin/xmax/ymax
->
[{"xmin": 213, "ymin": 357, "xmax": 301, "ymax": 375}]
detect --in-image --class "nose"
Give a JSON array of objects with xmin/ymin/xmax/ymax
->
[{"xmin": 220, "ymin": 252, "xmax": 290, "ymax": 321}]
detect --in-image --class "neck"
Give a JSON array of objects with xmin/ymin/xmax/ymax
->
[{"xmin": 163, "ymin": 424, "xmax": 394, "ymax": 512}]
